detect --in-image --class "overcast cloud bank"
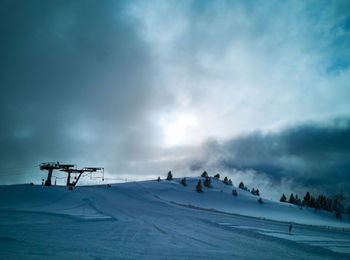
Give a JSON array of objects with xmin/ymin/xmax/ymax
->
[{"xmin": 0, "ymin": 1, "xmax": 349, "ymax": 200}]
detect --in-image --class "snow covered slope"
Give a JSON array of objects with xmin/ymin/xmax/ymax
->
[
  {"xmin": 0, "ymin": 177, "xmax": 349, "ymax": 259},
  {"xmin": 138, "ymin": 177, "xmax": 350, "ymax": 229}
]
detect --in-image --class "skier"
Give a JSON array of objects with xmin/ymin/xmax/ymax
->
[{"xmin": 289, "ymin": 223, "xmax": 292, "ymax": 234}]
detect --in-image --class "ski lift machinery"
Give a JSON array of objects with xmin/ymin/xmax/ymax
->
[{"xmin": 40, "ymin": 162, "xmax": 104, "ymax": 186}]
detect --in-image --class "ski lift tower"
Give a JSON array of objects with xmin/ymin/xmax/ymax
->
[
  {"xmin": 40, "ymin": 162, "xmax": 75, "ymax": 186},
  {"xmin": 40, "ymin": 162, "xmax": 104, "ymax": 187}
]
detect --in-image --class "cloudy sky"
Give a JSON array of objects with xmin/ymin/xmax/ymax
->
[{"xmin": 1, "ymin": 0, "xmax": 349, "ymax": 199}]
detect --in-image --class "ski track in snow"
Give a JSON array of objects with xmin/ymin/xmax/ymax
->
[{"xmin": 0, "ymin": 178, "xmax": 349, "ymax": 259}]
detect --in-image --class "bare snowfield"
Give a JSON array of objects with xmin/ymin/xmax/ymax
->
[{"xmin": 0, "ymin": 177, "xmax": 349, "ymax": 259}]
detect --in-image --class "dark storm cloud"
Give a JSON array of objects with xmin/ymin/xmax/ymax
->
[
  {"xmin": 190, "ymin": 117, "xmax": 350, "ymax": 196},
  {"xmin": 0, "ymin": 0, "xmax": 168, "ymax": 182}
]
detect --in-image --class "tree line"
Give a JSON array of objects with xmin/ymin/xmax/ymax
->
[
  {"xmin": 158, "ymin": 171, "xmax": 263, "ymax": 203},
  {"xmin": 160, "ymin": 170, "xmax": 350, "ymax": 219},
  {"xmin": 280, "ymin": 191, "xmax": 348, "ymax": 219}
]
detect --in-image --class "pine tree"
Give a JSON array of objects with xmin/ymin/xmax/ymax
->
[
  {"xmin": 228, "ymin": 179, "xmax": 233, "ymax": 186},
  {"xmin": 303, "ymin": 192, "xmax": 311, "ymax": 206},
  {"xmin": 232, "ymin": 189, "xmax": 237, "ymax": 196},
  {"xmin": 196, "ymin": 180, "xmax": 203, "ymax": 193},
  {"xmin": 214, "ymin": 173, "xmax": 220, "ymax": 179},
  {"xmin": 251, "ymin": 188, "xmax": 256, "ymax": 195},
  {"xmin": 318, "ymin": 195, "xmax": 326, "ymax": 210},
  {"xmin": 294, "ymin": 195, "xmax": 301, "ymax": 206},
  {"xmin": 325, "ymin": 198, "xmax": 333, "ymax": 212},
  {"xmin": 157, "ymin": 176, "xmax": 161, "ymax": 182},
  {"xmin": 347, "ymin": 205, "xmax": 350, "ymax": 218},
  {"xmin": 256, "ymin": 189, "xmax": 260, "ymax": 196},
  {"xmin": 315, "ymin": 196, "xmax": 321, "ymax": 210},
  {"xmin": 180, "ymin": 177, "xmax": 187, "ymax": 187},
  {"xmin": 239, "ymin": 182, "xmax": 245, "ymax": 189},
  {"xmin": 166, "ymin": 171, "xmax": 173, "ymax": 181},
  {"xmin": 332, "ymin": 196, "xmax": 345, "ymax": 217},
  {"xmin": 289, "ymin": 193, "xmax": 295, "ymax": 204},
  {"xmin": 223, "ymin": 176, "xmax": 228, "ymax": 184},
  {"xmin": 258, "ymin": 198, "xmax": 263, "ymax": 204},
  {"xmin": 201, "ymin": 171, "xmax": 208, "ymax": 178},
  {"xmin": 310, "ymin": 196, "xmax": 316, "ymax": 208},
  {"xmin": 333, "ymin": 192, "xmax": 345, "ymax": 216},
  {"xmin": 204, "ymin": 177, "xmax": 211, "ymax": 187},
  {"xmin": 280, "ymin": 194, "xmax": 287, "ymax": 202}
]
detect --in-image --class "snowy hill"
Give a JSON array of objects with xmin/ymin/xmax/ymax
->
[
  {"xmin": 137, "ymin": 177, "xmax": 350, "ymax": 229},
  {"xmin": 0, "ymin": 177, "xmax": 350, "ymax": 259}
]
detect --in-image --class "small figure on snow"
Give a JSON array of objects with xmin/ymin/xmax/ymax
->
[
  {"xmin": 180, "ymin": 177, "xmax": 187, "ymax": 187},
  {"xmin": 289, "ymin": 223, "xmax": 292, "ymax": 235}
]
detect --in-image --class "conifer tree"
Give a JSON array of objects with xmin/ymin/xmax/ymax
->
[
  {"xmin": 315, "ymin": 196, "xmax": 321, "ymax": 210},
  {"xmin": 232, "ymin": 189, "xmax": 237, "ymax": 196},
  {"xmin": 310, "ymin": 196, "xmax": 316, "ymax": 208},
  {"xmin": 201, "ymin": 171, "xmax": 208, "ymax": 178},
  {"xmin": 239, "ymin": 182, "xmax": 245, "ymax": 189},
  {"xmin": 204, "ymin": 177, "xmax": 211, "ymax": 187},
  {"xmin": 303, "ymin": 192, "xmax": 311, "ymax": 206},
  {"xmin": 289, "ymin": 193, "xmax": 295, "ymax": 204},
  {"xmin": 157, "ymin": 176, "xmax": 161, "ymax": 182},
  {"xmin": 214, "ymin": 173, "xmax": 220, "ymax": 179},
  {"xmin": 196, "ymin": 180, "xmax": 203, "ymax": 193},
  {"xmin": 325, "ymin": 198, "xmax": 333, "ymax": 212},
  {"xmin": 332, "ymin": 196, "xmax": 345, "ymax": 217},
  {"xmin": 280, "ymin": 194, "xmax": 287, "ymax": 202},
  {"xmin": 317, "ymin": 195, "xmax": 326, "ymax": 210},
  {"xmin": 258, "ymin": 198, "xmax": 263, "ymax": 204},
  {"xmin": 166, "ymin": 171, "xmax": 173, "ymax": 181},
  {"xmin": 294, "ymin": 195, "xmax": 301, "ymax": 206},
  {"xmin": 256, "ymin": 189, "xmax": 260, "ymax": 196},
  {"xmin": 223, "ymin": 176, "xmax": 228, "ymax": 184}
]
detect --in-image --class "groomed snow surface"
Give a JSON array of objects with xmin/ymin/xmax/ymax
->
[{"xmin": 0, "ymin": 177, "xmax": 349, "ymax": 259}]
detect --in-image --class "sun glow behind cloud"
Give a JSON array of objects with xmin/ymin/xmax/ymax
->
[{"xmin": 159, "ymin": 112, "xmax": 199, "ymax": 147}]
